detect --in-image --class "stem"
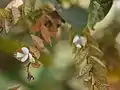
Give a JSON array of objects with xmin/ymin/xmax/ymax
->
[{"xmin": 26, "ymin": 62, "xmax": 34, "ymax": 81}]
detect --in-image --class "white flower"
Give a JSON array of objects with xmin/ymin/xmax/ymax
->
[
  {"xmin": 15, "ymin": 47, "xmax": 35, "ymax": 63},
  {"xmin": 21, "ymin": 47, "xmax": 29, "ymax": 54},
  {"xmin": 73, "ymin": 35, "xmax": 87, "ymax": 48},
  {"xmin": 79, "ymin": 36, "xmax": 87, "ymax": 47},
  {"xmin": 28, "ymin": 53, "xmax": 35, "ymax": 63},
  {"xmin": 73, "ymin": 35, "xmax": 80, "ymax": 43}
]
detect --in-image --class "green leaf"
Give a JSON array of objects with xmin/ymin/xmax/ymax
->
[{"xmin": 88, "ymin": 0, "xmax": 112, "ymax": 29}]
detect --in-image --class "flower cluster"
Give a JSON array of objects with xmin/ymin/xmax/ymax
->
[
  {"xmin": 14, "ymin": 47, "xmax": 42, "ymax": 81},
  {"xmin": 73, "ymin": 35, "xmax": 87, "ymax": 48},
  {"xmin": 14, "ymin": 47, "xmax": 35, "ymax": 63}
]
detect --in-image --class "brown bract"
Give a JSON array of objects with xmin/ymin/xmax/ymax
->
[
  {"xmin": 29, "ymin": 46, "xmax": 40, "ymax": 59},
  {"xmin": 32, "ymin": 11, "xmax": 64, "ymax": 45},
  {"xmin": 31, "ymin": 34, "xmax": 44, "ymax": 50},
  {"xmin": 31, "ymin": 61, "xmax": 41, "ymax": 68}
]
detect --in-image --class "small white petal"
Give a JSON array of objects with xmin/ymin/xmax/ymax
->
[
  {"xmin": 30, "ymin": 57, "xmax": 35, "ymax": 63},
  {"xmin": 28, "ymin": 53, "xmax": 32, "ymax": 60},
  {"xmin": 21, "ymin": 54, "xmax": 28, "ymax": 62},
  {"xmin": 79, "ymin": 36, "xmax": 87, "ymax": 47},
  {"xmin": 21, "ymin": 47, "xmax": 29, "ymax": 54},
  {"xmin": 29, "ymin": 53, "xmax": 35, "ymax": 63},
  {"xmin": 16, "ymin": 52, "xmax": 24, "ymax": 58},
  {"xmin": 76, "ymin": 44, "xmax": 82, "ymax": 48},
  {"xmin": 73, "ymin": 35, "xmax": 80, "ymax": 43}
]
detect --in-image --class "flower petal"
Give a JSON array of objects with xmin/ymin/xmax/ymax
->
[
  {"xmin": 21, "ymin": 47, "xmax": 29, "ymax": 54},
  {"xmin": 79, "ymin": 36, "xmax": 87, "ymax": 47},
  {"xmin": 21, "ymin": 54, "xmax": 28, "ymax": 62},
  {"xmin": 16, "ymin": 52, "xmax": 24, "ymax": 58},
  {"xmin": 73, "ymin": 35, "xmax": 80, "ymax": 43},
  {"xmin": 76, "ymin": 44, "xmax": 82, "ymax": 48},
  {"xmin": 29, "ymin": 53, "xmax": 35, "ymax": 63}
]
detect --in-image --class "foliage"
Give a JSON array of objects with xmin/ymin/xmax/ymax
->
[
  {"xmin": 0, "ymin": 0, "xmax": 118, "ymax": 90},
  {"xmin": 88, "ymin": 0, "xmax": 112, "ymax": 29}
]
